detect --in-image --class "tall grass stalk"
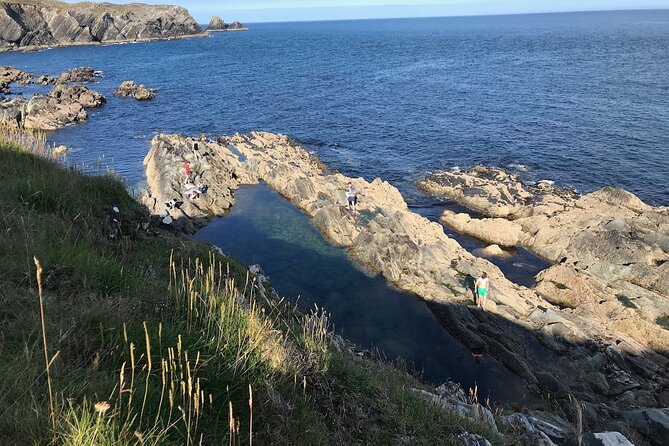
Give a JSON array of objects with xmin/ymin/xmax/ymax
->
[{"xmin": 33, "ymin": 256, "xmax": 57, "ymax": 432}]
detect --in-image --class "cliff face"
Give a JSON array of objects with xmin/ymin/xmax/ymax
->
[{"xmin": 0, "ymin": 0, "xmax": 202, "ymax": 50}]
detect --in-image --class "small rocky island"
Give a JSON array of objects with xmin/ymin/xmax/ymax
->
[
  {"xmin": 206, "ymin": 15, "xmax": 247, "ymax": 32},
  {"xmin": 114, "ymin": 80, "xmax": 156, "ymax": 101},
  {"xmin": 0, "ymin": 0, "xmax": 203, "ymax": 51}
]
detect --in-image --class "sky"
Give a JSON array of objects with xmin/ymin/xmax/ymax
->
[{"xmin": 64, "ymin": 0, "xmax": 669, "ymax": 23}]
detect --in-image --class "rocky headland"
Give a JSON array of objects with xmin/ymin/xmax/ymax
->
[
  {"xmin": 0, "ymin": 0, "xmax": 203, "ymax": 52},
  {"xmin": 114, "ymin": 80, "xmax": 156, "ymax": 101},
  {"xmin": 143, "ymin": 132, "xmax": 669, "ymax": 445},
  {"xmin": 206, "ymin": 16, "xmax": 247, "ymax": 32}
]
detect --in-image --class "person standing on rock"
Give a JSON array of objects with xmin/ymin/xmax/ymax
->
[
  {"xmin": 184, "ymin": 162, "xmax": 191, "ymax": 180},
  {"xmin": 346, "ymin": 183, "xmax": 358, "ymax": 212},
  {"xmin": 475, "ymin": 272, "xmax": 489, "ymax": 311}
]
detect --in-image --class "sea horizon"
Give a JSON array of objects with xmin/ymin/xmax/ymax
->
[{"xmin": 227, "ymin": 7, "xmax": 669, "ymax": 25}]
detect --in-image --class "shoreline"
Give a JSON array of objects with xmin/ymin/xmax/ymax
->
[
  {"xmin": 206, "ymin": 28, "xmax": 249, "ymax": 33},
  {"xmin": 0, "ymin": 32, "xmax": 210, "ymax": 54}
]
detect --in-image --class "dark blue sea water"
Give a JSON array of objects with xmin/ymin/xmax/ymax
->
[{"xmin": 2, "ymin": 10, "xmax": 668, "ymax": 205}]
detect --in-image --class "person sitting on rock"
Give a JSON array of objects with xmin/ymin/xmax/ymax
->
[
  {"xmin": 475, "ymin": 272, "xmax": 489, "ymax": 311},
  {"xmin": 346, "ymin": 183, "xmax": 358, "ymax": 212}
]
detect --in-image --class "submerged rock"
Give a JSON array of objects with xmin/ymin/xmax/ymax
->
[{"xmin": 114, "ymin": 81, "xmax": 156, "ymax": 101}]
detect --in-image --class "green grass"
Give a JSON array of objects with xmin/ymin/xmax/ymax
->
[{"xmin": 0, "ymin": 140, "xmax": 501, "ymax": 445}]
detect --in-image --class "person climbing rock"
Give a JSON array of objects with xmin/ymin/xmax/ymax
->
[
  {"xmin": 346, "ymin": 183, "xmax": 358, "ymax": 212},
  {"xmin": 475, "ymin": 272, "xmax": 489, "ymax": 311}
]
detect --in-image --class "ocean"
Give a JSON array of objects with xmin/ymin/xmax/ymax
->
[{"xmin": 2, "ymin": 9, "xmax": 668, "ymax": 205}]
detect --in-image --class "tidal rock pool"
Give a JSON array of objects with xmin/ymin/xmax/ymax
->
[{"xmin": 196, "ymin": 184, "xmax": 534, "ymax": 403}]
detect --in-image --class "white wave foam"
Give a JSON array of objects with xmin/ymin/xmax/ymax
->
[{"xmin": 509, "ymin": 163, "xmax": 530, "ymax": 172}]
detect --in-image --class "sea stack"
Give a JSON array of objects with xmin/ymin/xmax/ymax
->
[
  {"xmin": 207, "ymin": 15, "xmax": 226, "ymax": 31},
  {"xmin": 206, "ymin": 16, "xmax": 247, "ymax": 32}
]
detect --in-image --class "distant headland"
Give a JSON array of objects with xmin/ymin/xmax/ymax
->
[{"xmin": 0, "ymin": 0, "xmax": 246, "ymax": 52}]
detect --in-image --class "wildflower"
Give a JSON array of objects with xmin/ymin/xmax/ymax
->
[{"xmin": 94, "ymin": 401, "xmax": 110, "ymax": 414}]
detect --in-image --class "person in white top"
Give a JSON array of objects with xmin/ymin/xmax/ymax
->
[
  {"xmin": 346, "ymin": 183, "xmax": 358, "ymax": 212},
  {"xmin": 474, "ymin": 272, "xmax": 489, "ymax": 311}
]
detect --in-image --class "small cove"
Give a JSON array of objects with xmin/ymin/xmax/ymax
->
[{"xmin": 195, "ymin": 184, "xmax": 536, "ymax": 404}]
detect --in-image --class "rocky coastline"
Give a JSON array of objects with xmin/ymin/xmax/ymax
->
[
  {"xmin": 0, "ymin": 0, "xmax": 204, "ymax": 52},
  {"xmin": 143, "ymin": 132, "xmax": 669, "ymax": 445},
  {"xmin": 1, "ymin": 65, "xmax": 106, "ymax": 130}
]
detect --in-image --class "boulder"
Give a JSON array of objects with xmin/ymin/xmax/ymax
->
[
  {"xmin": 114, "ymin": 80, "xmax": 156, "ymax": 101},
  {"xmin": 458, "ymin": 433, "xmax": 493, "ymax": 446},
  {"xmin": 584, "ymin": 432, "xmax": 634, "ymax": 446},
  {"xmin": 624, "ymin": 408, "xmax": 669, "ymax": 446},
  {"xmin": 441, "ymin": 210, "xmax": 522, "ymax": 247},
  {"xmin": 52, "ymin": 144, "xmax": 69, "ymax": 155},
  {"xmin": 474, "ymin": 244, "xmax": 512, "ymax": 258}
]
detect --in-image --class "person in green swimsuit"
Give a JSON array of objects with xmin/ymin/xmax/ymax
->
[{"xmin": 475, "ymin": 272, "xmax": 489, "ymax": 311}]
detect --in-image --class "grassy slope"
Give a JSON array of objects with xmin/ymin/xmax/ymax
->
[{"xmin": 0, "ymin": 140, "xmax": 500, "ymax": 445}]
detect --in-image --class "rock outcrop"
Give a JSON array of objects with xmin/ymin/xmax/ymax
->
[
  {"xmin": 206, "ymin": 16, "xmax": 246, "ymax": 32},
  {"xmin": 57, "ymin": 66, "xmax": 99, "ymax": 83},
  {"xmin": 1, "ymin": 65, "xmax": 99, "ymax": 95},
  {"xmin": 0, "ymin": 0, "xmax": 202, "ymax": 51},
  {"xmin": 207, "ymin": 16, "xmax": 226, "ymax": 31},
  {"xmin": 419, "ymin": 166, "xmax": 669, "ymax": 357},
  {"xmin": 143, "ymin": 132, "xmax": 669, "ymax": 445},
  {"xmin": 1, "ymin": 65, "xmax": 33, "ymax": 93},
  {"xmin": 114, "ymin": 80, "xmax": 156, "ymax": 101},
  {"xmin": 1, "ymin": 83, "xmax": 105, "ymax": 130}
]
